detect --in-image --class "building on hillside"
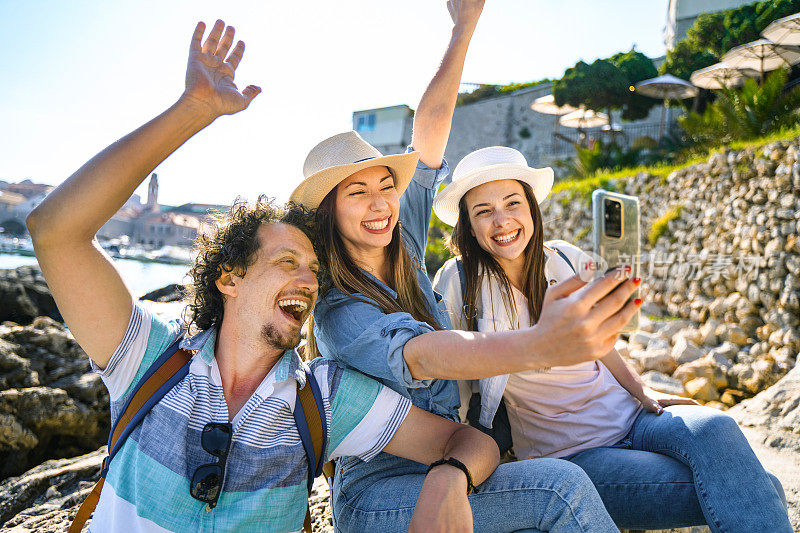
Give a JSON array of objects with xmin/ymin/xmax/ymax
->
[
  {"xmin": 0, "ymin": 181, "xmax": 53, "ymax": 237},
  {"xmin": 131, "ymin": 211, "xmax": 206, "ymax": 248},
  {"xmin": 0, "ymin": 190, "xmax": 27, "ymax": 236},
  {"xmin": 665, "ymin": 0, "xmax": 755, "ymax": 50},
  {"xmin": 4, "ymin": 179, "xmax": 52, "ymax": 199},
  {"xmin": 352, "ymin": 105, "xmax": 413, "ymax": 155}
]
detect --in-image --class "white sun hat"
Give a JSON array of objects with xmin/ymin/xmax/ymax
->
[
  {"xmin": 433, "ymin": 146, "xmax": 554, "ymax": 226},
  {"xmin": 290, "ymin": 131, "xmax": 420, "ymax": 209}
]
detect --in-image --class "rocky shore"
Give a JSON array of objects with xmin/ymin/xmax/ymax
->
[{"xmin": 1, "ymin": 139, "xmax": 799, "ymax": 530}]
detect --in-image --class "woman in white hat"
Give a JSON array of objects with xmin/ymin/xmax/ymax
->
[
  {"xmin": 290, "ymin": 2, "xmax": 642, "ymax": 532},
  {"xmin": 430, "ymin": 146, "xmax": 791, "ymax": 532}
]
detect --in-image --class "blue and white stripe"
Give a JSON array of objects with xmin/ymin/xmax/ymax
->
[{"xmin": 89, "ymin": 303, "xmax": 411, "ymax": 533}]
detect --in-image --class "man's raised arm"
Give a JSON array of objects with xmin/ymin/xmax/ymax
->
[{"xmin": 26, "ymin": 20, "xmax": 260, "ymax": 367}]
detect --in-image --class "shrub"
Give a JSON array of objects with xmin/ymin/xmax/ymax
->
[{"xmin": 679, "ymin": 68, "xmax": 800, "ymax": 147}]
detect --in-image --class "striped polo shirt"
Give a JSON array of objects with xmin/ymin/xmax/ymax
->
[{"xmin": 89, "ymin": 303, "xmax": 411, "ymax": 532}]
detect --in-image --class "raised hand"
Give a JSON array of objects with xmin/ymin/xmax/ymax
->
[
  {"xmin": 182, "ymin": 20, "xmax": 261, "ymax": 118},
  {"xmin": 446, "ymin": 0, "xmax": 485, "ymax": 30}
]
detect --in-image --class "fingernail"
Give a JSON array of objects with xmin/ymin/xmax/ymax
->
[
  {"xmin": 632, "ymin": 277, "xmax": 641, "ymax": 285},
  {"xmin": 634, "ymin": 298, "xmax": 643, "ymax": 306},
  {"xmin": 624, "ymin": 265, "xmax": 631, "ymax": 272}
]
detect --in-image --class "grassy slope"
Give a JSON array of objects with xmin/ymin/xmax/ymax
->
[{"xmin": 551, "ymin": 124, "xmax": 800, "ymax": 201}]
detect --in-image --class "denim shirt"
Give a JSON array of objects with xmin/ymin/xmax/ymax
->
[{"xmin": 313, "ymin": 151, "xmax": 460, "ymax": 422}]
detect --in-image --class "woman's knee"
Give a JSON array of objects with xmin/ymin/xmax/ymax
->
[
  {"xmin": 511, "ymin": 458, "xmax": 596, "ymax": 494},
  {"xmin": 664, "ymin": 406, "xmax": 744, "ymax": 445}
]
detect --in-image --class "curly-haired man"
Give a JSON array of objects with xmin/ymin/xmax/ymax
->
[{"xmin": 27, "ymin": 20, "xmax": 498, "ymax": 533}]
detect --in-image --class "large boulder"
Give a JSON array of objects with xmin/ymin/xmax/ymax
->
[
  {"xmin": 139, "ymin": 283, "xmax": 186, "ymax": 303},
  {"xmin": 0, "ymin": 319, "xmax": 108, "ymax": 478},
  {"xmin": 0, "ymin": 267, "xmax": 61, "ymax": 325}
]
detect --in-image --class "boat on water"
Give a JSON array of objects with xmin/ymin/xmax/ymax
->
[
  {"xmin": 104, "ymin": 242, "xmax": 194, "ymax": 265},
  {"xmin": 0, "ymin": 236, "xmax": 35, "ymax": 256},
  {"xmin": 0, "ymin": 235, "xmax": 193, "ymax": 266}
]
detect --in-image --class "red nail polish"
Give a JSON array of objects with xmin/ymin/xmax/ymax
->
[
  {"xmin": 634, "ymin": 298, "xmax": 643, "ymax": 306},
  {"xmin": 632, "ymin": 277, "xmax": 641, "ymax": 286},
  {"xmin": 624, "ymin": 265, "xmax": 631, "ymax": 272}
]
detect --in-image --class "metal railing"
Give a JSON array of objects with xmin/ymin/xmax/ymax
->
[{"xmin": 541, "ymin": 119, "xmax": 681, "ymax": 156}]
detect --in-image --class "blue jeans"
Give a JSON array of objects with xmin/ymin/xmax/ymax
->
[
  {"xmin": 332, "ymin": 452, "xmax": 619, "ymax": 532},
  {"xmin": 567, "ymin": 406, "xmax": 791, "ymax": 532}
]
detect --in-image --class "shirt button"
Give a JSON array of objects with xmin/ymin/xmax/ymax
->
[{"xmin": 549, "ymin": 279, "xmax": 557, "ymax": 285}]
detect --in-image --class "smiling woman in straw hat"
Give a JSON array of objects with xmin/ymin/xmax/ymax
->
[
  {"xmin": 287, "ymin": 2, "xmax": 644, "ymax": 532},
  {"xmin": 431, "ymin": 146, "xmax": 792, "ymax": 532}
]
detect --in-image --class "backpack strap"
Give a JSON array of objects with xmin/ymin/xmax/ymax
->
[
  {"xmin": 455, "ymin": 258, "xmax": 477, "ymax": 331},
  {"xmin": 69, "ymin": 334, "xmax": 192, "ymax": 533},
  {"xmin": 294, "ymin": 367, "xmax": 328, "ymax": 533},
  {"xmin": 551, "ymin": 246, "xmax": 576, "ymax": 274}
]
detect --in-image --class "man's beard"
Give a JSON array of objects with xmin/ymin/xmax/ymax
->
[{"xmin": 261, "ymin": 322, "xmax": 302, "ymax": 351}]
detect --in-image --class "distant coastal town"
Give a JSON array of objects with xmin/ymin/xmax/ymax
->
[{"xmin": 0, "ymin": 174, "xmax": 226, "ymax": 265}]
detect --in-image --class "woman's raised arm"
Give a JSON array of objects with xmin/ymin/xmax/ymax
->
[
  {"xmin": 411, "ymin": 0, "xmax": 484, "ymax": 169},
  {"xmin": 27, "ymin": 20, "xmax": 260, "ymax": 368}
]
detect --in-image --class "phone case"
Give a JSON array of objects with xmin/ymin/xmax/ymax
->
[{"xmin": 592, "ymin": 189, "xmax": 640, "ymax": 333}]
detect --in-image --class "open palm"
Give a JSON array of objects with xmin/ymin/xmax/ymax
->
[{"xmin": 183, "ymin": 20, "xmax": 260, "ymax": 117}]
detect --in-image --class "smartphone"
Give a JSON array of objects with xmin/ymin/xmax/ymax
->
[{"xmin": 592, "ymin": 189, "xmax": 640, "ymax": 333}]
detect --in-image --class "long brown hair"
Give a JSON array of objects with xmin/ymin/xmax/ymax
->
[
  {"xmin": 306, "ymin": 181, "xmax": 442, "ymax": 358},
  {"xmin": 449, "ymin": 180, "xmax": 548, "ymax": 330}
]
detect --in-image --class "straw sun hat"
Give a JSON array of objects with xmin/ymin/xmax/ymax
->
[
  {"xmin": 290, "ymin": 131, "xmax": 421, "ymax": 209},
  {"xmin": 432, "ymin": 146, "xmax": 554, "ymax": 226}
]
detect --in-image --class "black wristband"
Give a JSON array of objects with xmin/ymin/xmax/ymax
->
[{"xmin": 426, "ymin": 457, "xmax": 476, "ymax": 495}]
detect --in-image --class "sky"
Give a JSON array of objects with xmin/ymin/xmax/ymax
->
[{"xmin": 0, "ymin": 0, "xmax": 669, "ymax": 206}]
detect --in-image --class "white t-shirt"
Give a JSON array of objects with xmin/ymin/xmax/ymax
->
[{"xmin": 434, "ymin": 240, "xmax": 641, "ymax": 460}]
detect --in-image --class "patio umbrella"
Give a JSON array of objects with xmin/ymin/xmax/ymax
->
[
  {"xmin": 762, "ymin": 13, "xmax": 800, "ymax": 46},
  {"xmin": 531, "ymin": 95, "xmax": 579, "ymax": 150},
  {"xmin": 635, "ymin": 74, "xmax": 698, "ymax": 139},
  {"xmin": 530, "ymin": 94, "xmax": 578, "ymax": 115},
  {"xmin": 690, "ymin": 62, "xmax": 759, "ymax": 90},
  {"xmin": 559, "ymin": 109, "xmax": 609, "ymax": 146},
  {"xmin": 559, "ymin": 109, "xmax": 609, "ymax": 129},
  {"xmin": 721, "ymin": 39, "xmax": 800, "ymax": 81}
]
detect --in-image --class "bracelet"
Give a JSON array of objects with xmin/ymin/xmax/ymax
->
[{"xmin": 426, "ymin": 457, "xmax": 476, "ymax": 495}]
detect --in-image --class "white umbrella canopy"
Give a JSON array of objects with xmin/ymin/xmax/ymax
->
[
  {"xmin": 530, "ymin": 94, "xmax": 578, "ymax": 115},
  {"xmin": 635, "ymin": 74, "xmax": 699, "ymax": 100},
  {"xmin": 559, "ymin": 109, "xmax": 609, "ymax": 129},
  {"xmin": 762, "ymin": 13, "xmax": 800, "ymax": 46},
  {"xmin": 721, "ymin": 39, "xmax": 800, "ymax": 79},
  {"xmin": 690, "ymin": 62, "xmax": 759, "ymax": 89},
  {"xmin": 635, "ymin": 74, "xmax": 697, "ymax": 140}
]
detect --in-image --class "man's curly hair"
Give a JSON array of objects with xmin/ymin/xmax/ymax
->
[{"xmin": 184, "ymin": 195, "xmax": 316, "ymax": 332}]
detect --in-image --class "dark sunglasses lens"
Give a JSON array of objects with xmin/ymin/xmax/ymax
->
[
  {"xmin": 191, "ymin": 464, "xmax": 223, "ymax": 503},
  {"xmin": 202, "ymin": 424, "xmax": 231, "ymax": 456}
]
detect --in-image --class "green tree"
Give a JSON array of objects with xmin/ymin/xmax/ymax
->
[
  {"xmin": 553, "ymin": 58, "xmax": 629, "ymax": 116},
  {"xmin": 553, "ymin": 52, "xmax": 658, "ymax": 120},
  {"xmin": 611, "ymin": 50, "xmax": 659, "ymax": 120},
  {"xmin": 661, "ymin": 0, "xmax": 800, "ymax": 78},
  {"xmin": 658, "ymin": 38, "xmax": 717, "ymax": 80}
]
